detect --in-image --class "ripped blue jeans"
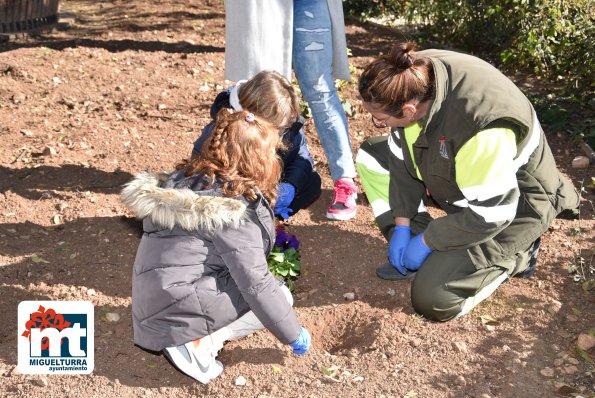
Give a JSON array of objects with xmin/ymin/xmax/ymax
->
[{"xmin": 292, "ymin": 0, "xmax": 356, "ymax": 180}]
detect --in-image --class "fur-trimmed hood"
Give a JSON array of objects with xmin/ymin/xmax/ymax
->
[{"xmin": 121, "ymin": 172, "xmax": 247, "ymax": 232}]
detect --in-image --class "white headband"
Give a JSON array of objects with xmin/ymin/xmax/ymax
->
[{"xmin": 229, "ymin": 80, "xmax": 247, "ymax": 111}]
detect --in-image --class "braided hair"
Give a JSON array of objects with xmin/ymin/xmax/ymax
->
[{"xmin": 179, "ymin": 109, "xmax": 282, "ymax": 205}]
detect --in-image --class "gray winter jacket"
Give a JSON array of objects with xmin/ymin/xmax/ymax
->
[{"xmin": 121, "ymin": 171, "xmax": 301, "ymax": 351}]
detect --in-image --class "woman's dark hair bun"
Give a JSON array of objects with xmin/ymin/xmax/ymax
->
[{"xmin": 388, "ymin": 41, "xmax": 416, "ymax": 70}]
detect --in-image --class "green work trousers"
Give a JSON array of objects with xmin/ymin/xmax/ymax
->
[{"xmin": 356, "ymin": 135, "xmax": 535, "ymax": 321}]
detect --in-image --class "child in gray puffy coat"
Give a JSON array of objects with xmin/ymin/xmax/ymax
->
[{"xmin": 122, "ymin": 110, "xmax": 311, "ymax": 384}]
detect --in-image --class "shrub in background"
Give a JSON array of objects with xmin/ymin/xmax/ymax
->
[{"xmin": 344, "ymin": 0, "xmax": 594, "ymax": 143}]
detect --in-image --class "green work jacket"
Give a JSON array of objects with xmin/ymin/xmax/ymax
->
[{"xmin": 388, "ymin": 49, "xmax": 579, "ymax": 269}]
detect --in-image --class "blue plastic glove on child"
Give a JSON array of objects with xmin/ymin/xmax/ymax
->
[
  {"xmin": 402, "ymin": 233, "xmax": 432, "ymax": 271},
  {"xmin": 289, "ymin": 327, "xmax": 311, "ymax": 355},
  {"xmin": 388, "ymin": 225, "xmax": 412, "ymax": 275},
  {"xmin": 274, "ymin": 182, "xmax": 296, "ymax": 220}
]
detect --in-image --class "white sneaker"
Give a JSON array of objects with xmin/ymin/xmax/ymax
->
[{"xmin": 163, "ymin": 339, "xmax": 224, "ymax": 384}]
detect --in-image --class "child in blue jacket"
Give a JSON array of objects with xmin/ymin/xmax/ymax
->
[{"xmin": 192, "ymin": 71, "xmax": 321, "ymax": 220}]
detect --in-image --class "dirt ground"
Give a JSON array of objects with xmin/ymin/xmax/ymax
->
[{"xmin": 0, "ymin": 1, "xmax": 593, "ymax": 397}]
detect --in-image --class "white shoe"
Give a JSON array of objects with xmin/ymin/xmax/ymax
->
[{"xmin": 163, "ymin": 339, "xmax": 224, "ymax": 384}]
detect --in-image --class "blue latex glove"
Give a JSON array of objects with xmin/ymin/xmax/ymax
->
[
  {"xmin": 289, "ymin": 327, "xmax": 311, "ymax": 355},
  {"xmin": 388, "ymin": 225, "xmax": 412, "ymax": 275},
  {"xmin": 274, "ymin": 182, "xmax": 296, "ymax": 220},
  {"xmin": 402, "ymin": 233, "xmax": 432, "ymax": 271}
]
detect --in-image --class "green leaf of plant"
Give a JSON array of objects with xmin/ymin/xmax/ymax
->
[
  {"xmin": 576, "ymin": 348, "xmax": 593, "ymax": 363},
  {"xmin": 571, "ymin": 307, "xmax": 581, "ymax": 316},
  {"xmin": 269, "ymin": 252, "xmax": 285, "ymax": 262},
  {"xmin": 31, "ymin": 254, "xmax": 50, "ymax": 264}
]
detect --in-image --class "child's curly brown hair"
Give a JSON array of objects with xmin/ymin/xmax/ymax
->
[{"xmin": 180, "ymin": 109, "xmax": 282, "ymax": 205}]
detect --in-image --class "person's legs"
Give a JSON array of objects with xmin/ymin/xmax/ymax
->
[
  {"xmin": 224, "ymin": 284, "xmax": 294, "ymax": 340},
  {"xmin": 410, "ymin": 239, "xmax": 538, "ymax": 321},
  {"xmin": 164, "ymin": 284, "xmax": 294, "ymax": 383},
  {"xmin": 292, "ymin": 0, "xmax": 357, "ymax": 220},
  {"xmin": 287, "ymin": 170, "xmax": 322, "ymax": 215},
  {"xmin": 411, "ymin": 249, "xmax": 509, "ymax": 321}
]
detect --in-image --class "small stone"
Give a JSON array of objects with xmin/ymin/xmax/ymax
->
[
  {"xmin": 343, "ymin": 292, "xmax": 355, "ymax": 301},
  {"xmin": 540, "ymin": 367, "xmax": 555, "ymax": 377},
  {"xmin": 566, "ymin": 314, "xmax": 578, "ymax": 322},
  {"xmin": 553, "ymin": 358, "xmax": 564, "ymax": 366},
  {"xmin": 549, "ymin": 299, "xmax": 563, "ymax": 313},
  {"xmin": 235, "ymin": 375, "xmax": 247, "ymax": 386},
  {"xmin": 42, "ymin": 146, "xmax": 58, "ymax": 157},
  {"xmin": 158, "ymin": 104, "xmax": 167, "ymax": 110},
  {"xmin": 564, "ymin": 365, "xmax": 579, "ymax": 375},
  {"xmin": 571, "ymin": 156, "xmax": 590, "ymax": 169},
  {"xmin": 566, "ymin": 357, "xmax": 580, "ymax": 365},
  {"xmin": 502, "ymin": 345, "xmax": 511, "ymax": 352},
  {"xmin": 12, "ymin": 93, "xmax": 26, "ymax": 103},
  {"xmin": 387, "ymin": 288, "xmax": 396, "ymax": 296},
  {"xmin": 86, "ymin": 288, "xmax": 96, "ymax": 296},
  {"xmin": 455, "ymin": 375, "xmax": 466, "ymax": 386},
  {"xmin": 34, "ymin": 376, "xmax": 48, "ymax": 387},
  {"xmin": 452, "ymin": 341, "xmax": 468, "ymax": 353},
  {"xmin": 105, "ymin": 312, "xmax": 120, "ymax": 322},
  {"xmin": 20, "ymin": 129, "xmax": 34, "ymax": 137},
  {"xmin": 410, "ymin": 338, "xmax": 422, "ymax": 347},
  {"xmin": 352, "ymin": 376, "xmax": 364, "ymax": 382},
  {"xmin": 577, "ymin": 333, "xmax": 595, "ymax": 351}
]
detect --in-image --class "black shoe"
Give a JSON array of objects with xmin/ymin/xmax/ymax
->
[
  {"xmin": 515, "ymin": 237, "xmax": 541, "ymax": 279},
  {"xmin": 376, "ymin": 263, "xmax": 417, "ymax": 280},
  {"xmin": 557, "ymin": 208, "xmax": 579, "ymax": 220}
]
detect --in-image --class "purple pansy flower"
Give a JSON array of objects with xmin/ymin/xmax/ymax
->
[{"xmin": 275, "ymin": 225, "xmax": 300, "ymax": 252}]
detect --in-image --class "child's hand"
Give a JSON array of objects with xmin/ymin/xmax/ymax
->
[
  {"xmin": 289, "ymin": 327, "xmax": 311, "ymax": 355},
  {"xmin": 275, "ymin": 182, "xmax": 296, "ymax": 220}
]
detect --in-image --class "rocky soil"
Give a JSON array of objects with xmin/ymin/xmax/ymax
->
[{"xmin": 0, "ymin": 1, "xmax": 593, "ymax": 397}]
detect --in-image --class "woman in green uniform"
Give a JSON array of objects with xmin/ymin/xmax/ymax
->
[{"xmin": 355, "ymin": 41, "xmax": 579, "ymax": 321}]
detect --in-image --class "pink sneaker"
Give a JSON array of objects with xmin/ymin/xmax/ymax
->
[{"xmin": 326, "ymin": 179, "xmax": 358, "ymax": 220}]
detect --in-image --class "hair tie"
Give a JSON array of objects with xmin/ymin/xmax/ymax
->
[{"xmin": 245, "ymin": 113, "xmax": 255, "ymax": 122}]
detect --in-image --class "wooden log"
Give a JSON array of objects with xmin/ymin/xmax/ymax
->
[{"xmin": 0, "ymin": 0, "xmax": 7, "ymax": 33}]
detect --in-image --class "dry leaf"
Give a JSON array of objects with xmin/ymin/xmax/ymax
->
[{"xmin": 480, "ymin": 314, "xmax": 500, "ymax": 326}]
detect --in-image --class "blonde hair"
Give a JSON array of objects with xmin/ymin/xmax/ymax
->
[
  {"xmin": 181, "ymin": 110, "xmax": 282, "ymax": 205},
  {"xmin": 239, "ymin": 70, "xmax": 300, "ymax": 130}
]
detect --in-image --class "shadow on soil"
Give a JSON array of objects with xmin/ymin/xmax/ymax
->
[{"xmin": 0, "ymin": 165, "xmax": 133, "ymax": 200}]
